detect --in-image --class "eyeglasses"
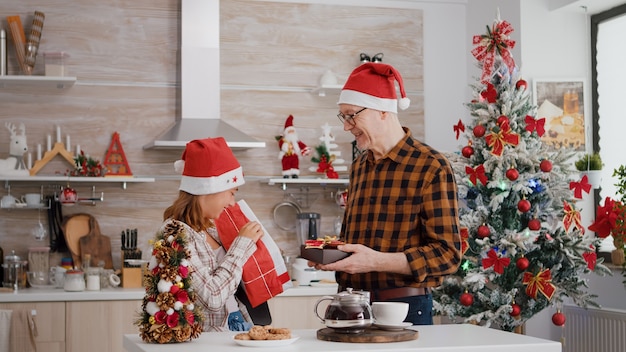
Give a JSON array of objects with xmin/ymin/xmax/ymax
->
[{"xmin": 337, "ymin": 107, "xmax": 367, "ymax": 126}]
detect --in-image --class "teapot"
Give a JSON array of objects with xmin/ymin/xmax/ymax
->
[{"xmin": 314, "ymin": 288, "xmax": 373, "ymax": 333}]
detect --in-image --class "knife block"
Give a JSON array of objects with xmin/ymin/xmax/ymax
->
[{"xmin": 121, "ymin": 253, "xmax": 144, "ymax": 288}]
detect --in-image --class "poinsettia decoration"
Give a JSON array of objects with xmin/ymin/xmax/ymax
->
[
  {"xmin": 136, "ymin": 221, "xmax": 204, "ymax": 344},
  {"xmin": 311, "ymin": 144, "xmax": 339, "ymax": 179},
  {"xmin": 67, "ymin": 150, "xmax": 106, "ymax": 177}
]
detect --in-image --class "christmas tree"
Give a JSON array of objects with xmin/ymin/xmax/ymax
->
[{"xmin": 432, "ymin": 15, "xmax": 611, "ymax": 332}]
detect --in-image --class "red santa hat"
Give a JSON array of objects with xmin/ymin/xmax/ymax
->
[
  {"xmin": 174, "ymin": 137, "xmax": 245, "ymax": 195},
  {"xmin": 337, "ymin": 63, "xmax": 410, "ymax": 113},
  {"xmin": 284, "ymin": 115, "xmax": 295, "ymax": 132}
]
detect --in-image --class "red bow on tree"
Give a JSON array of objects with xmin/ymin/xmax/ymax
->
[
  {"xmin": 523, "ymin": 268, "xmax": 556, "ymax": 300},
  {"xmin": 569, "ymin": 175, "xmax": 592, "ymax": 199},
  {"xmin": 454, "ymin": 119, "xmax": 465, "ymax": 140},
  {"xmin": 480, "ymin": 83, "xmax": 498, "ymax": 103},
  {"xmin": 460, "ymin": 227, "xmax": 469, "ymax": 255},
  {"xmin": 525, "ymin": 115, "xmax": 546, "ymax": 137},
  {"xmin": 563, "ymin": 201, "xmax": 584, "ymax": 234},
  {"xmin": 582, "ymin": 246, "xmax": 597, "ymax": 270},
  {"xmin": 466, "ymin": 164, "xmax": 488, "ymax": 186},
  {"xmin": 485, "ymin": 121, "xmax": 520, "ymax": 156},
  {"xmin": 482, "ymin": 249, "xmax": 511, "ymax": 274},
  {"xmin": 471, "ymin": 20, "xmax": 516, "ymax": 84}
]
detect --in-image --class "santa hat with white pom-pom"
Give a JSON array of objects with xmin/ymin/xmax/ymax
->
[
  {"xmin": 174, "ymin": 137, "xmax": 245, "ymax": 195},
  {"xmin": 337, "ymin": 62, "xmax": 410, "ymax": 114}
]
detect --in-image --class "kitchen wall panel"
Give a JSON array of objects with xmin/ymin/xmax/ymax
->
[{"xmin": 0, "ymin": 0, "xmax": 423, "ymax": 267}]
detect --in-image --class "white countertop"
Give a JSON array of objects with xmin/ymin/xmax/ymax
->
[
  {"xmin": 0, "ymin": 284, "xmax": 337, "ymax": 303},
  {"xmin": 123, "ymin": 324, "xmax": 562, "ymax": 352}
]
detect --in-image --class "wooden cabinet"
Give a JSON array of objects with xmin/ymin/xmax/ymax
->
[
  {"xmin": 0, "ymin": 301, "xmax": 65, "ymax": 352},
  {"xmin": 65, "ymin": 300, "xmax": 141, "ymax": 352},
  {"xmin": 267, "ymin": 295, "xmax": 328, "ymax": 329}
]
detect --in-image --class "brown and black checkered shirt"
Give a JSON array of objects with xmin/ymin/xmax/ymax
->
[{"xmin": 338, "ymin": 128, "xmax": 461, "ymax": 291}]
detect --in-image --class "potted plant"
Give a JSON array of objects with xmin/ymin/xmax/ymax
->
[{"xmin": 575, "ymin": 152, "xmax": 603, "ymax": 188}]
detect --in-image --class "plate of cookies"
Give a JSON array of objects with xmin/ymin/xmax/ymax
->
[{"xmin": 233, "ymin": 325, "xmax": 299, "ymax": 347}]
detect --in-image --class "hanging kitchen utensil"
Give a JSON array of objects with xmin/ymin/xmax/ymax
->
[
  {"xmin": 47, "ymin": 195, "xmax": 67, "ymax": 252},
  {"xmin": 78, "ymin": 215, "xmax": 113, "ymax": 269},
  {"xmin": 272, "ymin": 193, "xmax": 301, "ymax": 231}
]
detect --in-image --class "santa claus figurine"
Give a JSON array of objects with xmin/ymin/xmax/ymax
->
[{"xmin": 278, "ymin": 115, "xmax": 311, "ymax": 178}]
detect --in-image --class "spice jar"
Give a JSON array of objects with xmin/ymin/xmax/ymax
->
[{"xmin": 63, "ymin": 269, "xmax": 85, "ymax": 292}]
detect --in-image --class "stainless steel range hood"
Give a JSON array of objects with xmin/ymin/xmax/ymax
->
[{"xmin": 144, "ymin": 0, "xmax": 265, "ymax": 150}]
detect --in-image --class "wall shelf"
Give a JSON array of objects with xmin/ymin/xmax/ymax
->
[
  {"xmin": 267, "ymin": 177, "xmax": 348, "ymax": 188},
  {"xmin": 1, "ymin": 176, "xmax": 155, "ymax": 190},
  {"xmin": 0, "ymin": 75, "xmax": 77, "ymax": 89}
]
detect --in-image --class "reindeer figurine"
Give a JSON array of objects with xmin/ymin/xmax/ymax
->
[{"xmin": 0, "ymin": 122, "xmax": 29, "ymax": 176}]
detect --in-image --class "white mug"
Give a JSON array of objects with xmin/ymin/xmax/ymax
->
[
  {"xmin": 23, "ymin": 193, "xmax": 41, "ymax": 206},
  {"xmin": 49, "ymin": 266, "xmax": 67, "ymax": 288}
]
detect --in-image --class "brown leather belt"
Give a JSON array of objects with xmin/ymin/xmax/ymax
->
[{"xmin": 371, "ymin": 287, "xmax": 431, "ymax": 301}]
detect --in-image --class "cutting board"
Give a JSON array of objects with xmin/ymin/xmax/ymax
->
[
  {"xmin": 63, "ymin": 213, "xmax": 114, "ymax": 269},
  {"xmin": 316, "ymin": 327, "xmax": 418, "ymax": 343}
]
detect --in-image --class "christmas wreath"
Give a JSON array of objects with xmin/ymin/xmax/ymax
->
[{"xmin": 136, "ymin": 221, "xmax": 204, "ymax": 343}]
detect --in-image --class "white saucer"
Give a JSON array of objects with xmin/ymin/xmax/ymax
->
[{"xmin": 373, "ymin": 322, "xmax": 413, "ymax": 331}]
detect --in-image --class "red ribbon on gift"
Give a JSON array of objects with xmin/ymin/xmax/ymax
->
[
  {"xmin": 471, "ymin": 20, "xmax": 516, "ymax": 84},
  {"xmin": 466, "ymin": 164, "xmax": 488, "ymax": 186},
  {"xmin": 525, "ymin": 115, "xmax": 546, "ymax": 137},
  {"xmin": 522, "ymin": 268, "xmax": 556, "ymax": 300},
  {"xmin": 454, "ymin": 119, "xmax": 465, "ymax": 140},
  {"xmin": 215, "ymin": 203, "xmax": 290, "ymax": 308},
  {"xmin": 563, "ymin": 201, "xmax": 584, "ymax": 234},
  {"xmin": 482, "ymin": 249, "xmax": 510, "ymax": 274},
  {"xmin": 485, "ymin": 121, "xmax": 519, "ymax": 156},
  {"xmin": 569, "ymin": 175, "xmax": 592, "ymax": 199}
]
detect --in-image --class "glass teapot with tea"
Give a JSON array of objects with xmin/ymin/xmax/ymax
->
[{"xmin": 314, "ymin": 288, "xmax": 373, "ymax": 333}]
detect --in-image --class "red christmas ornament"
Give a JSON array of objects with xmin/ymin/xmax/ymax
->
[
  {"xmin": 460, "ymin": 292, "xmax": 474, "ymax": 307},
  {"xmin": 510, "ymin": 303, "xmax": 521, "ymax": 317},
  {"xmin": 540, "ymin": 160, "xmax": 552, "ymax": 172},
  {"xmin": 462, "ymin": 145, "xmax": 475, "ymax": 158},
  {"xmin": 477, "ymin": 224, "xmax": 490, "ymax": 238},
  {"xmin": 515, "ymin": 79, "xmax": 527, "ymax": 90},
  {"xmin": 552, "ymin": 311, "xmax": 566, "ymax": 326},
  {"xmin": 516, "ymin": 257, "xmax": 530, "ymax": 271},
  {"xmin": 505, "ymin": 168, "xmax": 519, "ymax": 181},
  {"xmin": 518, "ymin": 199, "xmax": 531, "ymax": 213},
  {"xmin": 497, "ymin": 115, "xmax": 509, "ymax": 126},
  {"xmin": 528, "ymin": 218, "xmax": 541, "ymax": 231},
  {"xmin": 473, "ymin": 125, "xmax": 486, "ymax": 138}
]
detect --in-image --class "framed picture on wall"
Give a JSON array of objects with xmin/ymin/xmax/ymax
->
[{"xmin": 532, "ymin": 79, "xmax": 586, "ymax": 151}]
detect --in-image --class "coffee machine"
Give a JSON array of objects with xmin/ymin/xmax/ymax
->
[{"xmin": 296, "ymin": 212, "xmax": 321, "ymax": 246}]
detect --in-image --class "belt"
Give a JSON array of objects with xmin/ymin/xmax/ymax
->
[{"xmin": 371, "ymin": 287, "xmax": 431, "ymax": 301}]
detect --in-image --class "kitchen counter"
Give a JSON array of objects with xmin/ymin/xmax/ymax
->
[
  {"xmin": 0, "ymin": 284, "xmax": 337, "ymax": 303},
  {"xmin": 123, "ymin": 324, "xmax": 562, "ymax": 352}
]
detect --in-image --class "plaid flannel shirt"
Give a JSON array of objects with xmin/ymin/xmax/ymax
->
[
  {"xmin": 163, "ymin": 219, "xmax": 256, "ymax": 332},
  {"xmin": 338, "ymin": 128, "xmax": 462, "ymax": 291}
]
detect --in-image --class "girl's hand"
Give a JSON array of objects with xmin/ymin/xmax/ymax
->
[{"xmin": 238, "ymin": 221, "xmax": 264, "ymax": 242}]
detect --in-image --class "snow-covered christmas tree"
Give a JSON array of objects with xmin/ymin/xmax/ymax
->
[{"xmin": 432, "ymin": 14, "xmax": 611, "ymax": 332}]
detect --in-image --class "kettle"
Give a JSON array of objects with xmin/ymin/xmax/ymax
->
[{"xmin": 314, "ymin": 288, "xmax": 373, "ymax": 333}]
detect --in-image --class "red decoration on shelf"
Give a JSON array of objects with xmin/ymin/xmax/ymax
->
[
  {"xmin": 460, "ymin": 292, "xmax": 474, "ymax": 307},
  {"xmin": 477, "ymin": 224, "xmax": 490, "ymax": 238},
  {"xmin": 516, "ymin": 257, "xmax": 530, "ymax": 271},
  {"xmin": 454, "ymin": 119, "xmax": 465, "ymax": 139},
  {"xmin": 528, "ymin": 218, "xmax": 541, "ymax": 231},
  {"xmin": 540, "ymin": 160, "xmax": 552, "ymax": 173},
  {"xmin": 515, "ymin": 79, "xmax": 527, "ymax": 90},
  {"xmin": 510, "ymin": 303, "xmax": 521, "ymax": 317},
  {"xmin": 103, "ymin": 132, "xmax": 133, "ymax": 176},
  {"xmin": 552, "ymin": 311, "xmax": 566, "ymax": 326},
  {"xmin": 505, "ymin": 168, "xmax": 519, "ymax": 181},
  {"xmin": 517, "ymin": 199, "xmax": 531, "ymax": 213},
  {"xmin": 462, "ymin": 145, "xmax": 474, "ymax": 158},
  {"xmin": 473, "ymin": 125, "xmax": 486, "ymax": 138}
]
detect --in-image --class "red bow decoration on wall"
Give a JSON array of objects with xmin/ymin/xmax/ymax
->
[
  {"xmin": 569, "ymin": 175, "xmax": 592, "ymax": 199},
  {"xmin": 466, "ymin": 164, "xmax": 488, "ymax": 186},
  {"xmin": 563, "ymin": 201, "xmax": 584, "ymax": 233},
  {"xmin": 482, "ymin": 249, "xmax": 511, "ymax": 274},
  {"xmin": 454, "ymin": 119, "xmax": 465, "ymax": 139},
  {"xmin": 485, "ymin": 121, "xmax": 519, "ymax": 156},
  {"xmin": 523, "ymin": 268, "xmax": 556, "ymax": 300},
  {"xmin": 471, "ymin": 20, "xmax": 516, "ymax": 84},
  {"xmin": 525, "ymin": 115, "xmax": 546, "ymax": 137},
  {"xmin": 460, "ymin": 227, "xmax": 469, "ymax": 255},
  {"xmin": 480, "ymin": 83, "xmax": 498, "ymax": 103}
]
